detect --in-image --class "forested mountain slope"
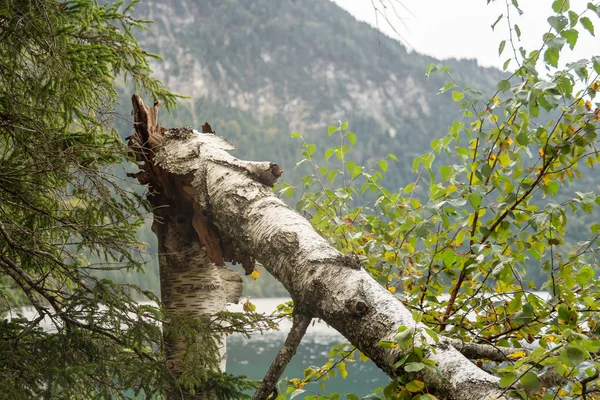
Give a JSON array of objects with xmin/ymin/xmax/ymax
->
[
  {"xmin": 114, "ymin": 0, "xmax": 505, "ymax": 296},
  {"xmin": 123, "ymin": 0, "xmax": 501, "ymax": 185}
]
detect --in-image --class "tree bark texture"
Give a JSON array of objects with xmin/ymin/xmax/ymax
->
[
  {"xmin": 130, "ymin": 96, "xmax": 515, "ymax": 400},
  {"xmin": 130, "ymin": 97, "xmax": 243, "ymax": 400}
]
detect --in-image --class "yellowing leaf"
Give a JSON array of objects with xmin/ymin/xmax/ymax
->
[
  {"xmin": 384, "ymin": 251, "xmax": 396, "ymax": 262},
  {"xmin": 539, "ymin": 148, "xmax": 545, "ymax": 158},
  {"xmin": 471, "ymin": 119, "xmax": 482, "ymax": 131},
  {"xmin": 337, "ymin": 362, "xmax": 348, "ymax": 379},
  {"xmin": 250, "ymin": 269, "xmax": 260, "ymax": 280},
  {"xmin": 243, "ymin": 299, "xmax": 256, "ymax": 312},
  {"xmin": 542, "ymin": 174, "xmax": 553, "ymax": 184},
  {"xmin": 498, "ymin": 154, "xmax": 511, "ymax": 168},
  {"xmin": 405, "ymin": 380, "xmax": 425, "ymax": 392},
  {"xmin": 388, "ymin": 286, "xmax": 396, "ymax": 293},
  {"xmin": 508, "ymin": 350, "xmax": 527, "ymax": 359}
]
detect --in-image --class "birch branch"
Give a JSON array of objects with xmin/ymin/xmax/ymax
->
[{"xmin": 252, "ymin": 313, "xmax": 312, "ymax": 400}]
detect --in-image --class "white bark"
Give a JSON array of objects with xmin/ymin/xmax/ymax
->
[
  {"xmin": 155, "ymin": 200, "xmax": 243, "ymax": 400},
  {"xmin": 153, "ymin": 128, "xmax": 515, "ymax": 400}
]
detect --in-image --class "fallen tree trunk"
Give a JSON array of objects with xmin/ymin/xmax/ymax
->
[{"xmin": 129, "ymin": 95, "xmax": 515, "ymax": 400}]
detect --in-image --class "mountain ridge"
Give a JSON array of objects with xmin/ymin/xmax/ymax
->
[{"xmin": 130, "ymin": 0, "xmax": 502, "ymax": 163}]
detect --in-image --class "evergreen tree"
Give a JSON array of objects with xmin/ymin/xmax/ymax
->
[{"xmin": 0, "ymin": 0, "xmax": 179, "ymax": 397}]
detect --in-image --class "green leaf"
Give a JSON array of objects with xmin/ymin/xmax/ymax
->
[
  {"xmin": 498, "ymin": 40, "xmax": 506, "ymax": 56},
  {"xmin": 497, "ymin": 79, "xmax": 511, "ymax": 92},
  {"xmin": 290, "ymin": 389, "xmax": 306, "ymax": 399},
  {"xmin": 283, "ymin": 186, "xmax": 295, "ymax": 197},
  {"xmin": 328, "ymin": 125, "xmax": 338, "ymax": 136},
  {"xmin": 544, "ymin": 47, "xmax": 559, "ymax": 67},
  {"xmin": 452, "ymin": 91, "xmax": 464, "ymax": 102},
  {"xmin": 552, "ymin": 0, "xmax": 569, "ymax": 13},
  {"xmin": 337, "ymin": 362, "xmax": 348, "ymax": 379},
  {"xmin": 580, "ymin": 17, "xmax": 595, "ymax": 36},
  {"xmin": 291, "ymin": 131, "xmax": 302, "ymax": 139},
  {"xmin": 346, "ymin": 132, "xmax": 356, "ymax": 147},
  {"xmin": 387, "ymin": 153, "xmax": 398, "ymax": 161},
  {"xmin": 378, "ymin": 160, "xmax": 388, "ymax": 172},
  {"xmin": 327, "ymin": 170, "xmax": 338, "ymax": 183},
  {"xmin": 439, "ymin": 82, "xmax": 456, "ymax": 94},
  {"xmin": 559, "ymin": 346, "xmax": 588, "ymax": 367},
  {"xmin": 378, "ymin": 340, "xmax": 397, "ymax": 349},
  {"xmin": 340, "ymin": 121, "xmax": 348, "ymax": 130},
  {"xmin": 499, "ymin": 373, "xmax": 516, "ymax": 388},
  {"xmin": 440, "ymin": 165, "xmax": 453, "ymax": 181},
  {"xmin": 568, "ymin": 10, "xmax": 579, "ymax": 26},
  {"xmin": 468, "ymin": 193, "xmax": 482, "ymax": 209},
  {"xmin": 325, "ymin": 148, "xmax": 335, "ymax": 160},
  {"xmin": 425, "ymin": 63, "xmax": 437, "ymax": 78},
  {"xmin": 404, "ymin": 362, "xmax": 425, "ymax": 372},
  {"xmin": 491, "ymin": 14, "xmax": 503, "ymax": 30},
  {"xmin": 560, "ymin": 29, "xmax": 578, "ymax": 49},
  {"xmin": 548, "ymin": 15, "xmax": 568, "ymax": 32},
  {"xmin": 520, "ymin": 372, "xmax": 541, "ymax": 391}
]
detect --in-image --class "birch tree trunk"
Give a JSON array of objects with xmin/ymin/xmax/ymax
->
[
  {"xmin": 130, "ymin": 98, "xmax": 243, "ymax": 399},
  {"xmin": 129, "ymin": 95, "xmax": 516, "ymax": 400}
]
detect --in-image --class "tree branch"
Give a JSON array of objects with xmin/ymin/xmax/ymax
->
[{"xmin": 252, "ymin": 313, "xmax": 312, "ymax": 400}]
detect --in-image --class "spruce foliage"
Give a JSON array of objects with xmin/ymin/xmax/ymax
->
[{"xmin": 0, "ymin": 0, "xmax": 176, "ymax": 397}]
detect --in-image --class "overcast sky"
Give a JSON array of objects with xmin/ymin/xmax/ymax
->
[{"xmin": 332, "ymin": 0, "xmax": 599, "ymax": 70}]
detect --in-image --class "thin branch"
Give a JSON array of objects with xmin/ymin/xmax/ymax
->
[{"xmin": 252, "ymin": 313, "xmax": 312, "ymax": 400}]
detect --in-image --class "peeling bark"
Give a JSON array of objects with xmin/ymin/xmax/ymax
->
[
  {"xmin": 130, "ymin": 96, "xmax": 243, "ymax": 399},
  {"xmin": 129, "ymin": 96, "xmax": 518, "ymax": 400}
]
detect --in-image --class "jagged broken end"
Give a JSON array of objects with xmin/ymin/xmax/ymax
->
[{"xmin": 128, "ymin": 94, "xmax": 261, "ymax": 275}]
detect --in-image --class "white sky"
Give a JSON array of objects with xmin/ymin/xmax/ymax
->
[{"xmin": 332, "ymin": 0, "xmax": 600, "ymax": 69}]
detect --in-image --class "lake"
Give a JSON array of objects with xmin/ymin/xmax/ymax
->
[{"xmin": 227, "ymin": 298, "xmax": 389, "ymax": 397}]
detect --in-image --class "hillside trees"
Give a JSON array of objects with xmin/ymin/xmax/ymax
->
[{"xmin": 0, "ymin": 0, "xmax": 191, "ymax": 397}]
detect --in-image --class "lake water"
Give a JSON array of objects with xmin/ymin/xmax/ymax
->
[
  {"xmin": 227, "ymin": 298, "xmax": 389, "ymax": 397},
  {"xmin": 13, "ymin": 297, "xmax": 388, "ymax": 397}
]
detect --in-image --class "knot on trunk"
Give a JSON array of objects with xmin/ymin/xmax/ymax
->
[{"xmin": 346, "ymin": 299, "xmax": 369, "ymax": 317}]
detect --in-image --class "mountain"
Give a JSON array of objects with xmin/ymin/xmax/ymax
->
[
  {"xmin": 112, "ymin": 0, "xmax": 503, "ymax": 296},
  {"xmin": 123, "ymin": 0, "xmax": 501, "ymax": 181}
]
